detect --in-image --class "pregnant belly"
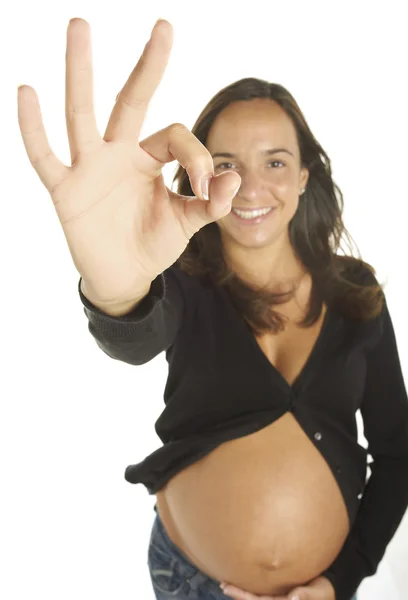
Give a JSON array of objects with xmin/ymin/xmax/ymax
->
[{"xmin": 155, "ymin": 412, "xmax": 350, "ymax": 597}]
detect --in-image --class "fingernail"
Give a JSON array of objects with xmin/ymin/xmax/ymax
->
[
  {"xmin": 232, "ymin": 183, "xmax": 240, "ymax": 197},
  {"xmin": 202, "ymin": 175, "xmax": 212, "ymax": 201}
]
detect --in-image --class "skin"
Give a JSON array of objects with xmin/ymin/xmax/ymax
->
[
  {"xmin": 206, "ymin": 101, "xmax": 335, "ymax": 599},
  {"xmin": 220, "ymin": 574, "xmax": 335, "ymax": 600},
  {"xmin": 206, "ymin": 98, "xmax": 310, "ymax": 291}
]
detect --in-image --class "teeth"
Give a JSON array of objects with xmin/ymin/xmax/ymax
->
[{"xmin": 232, "ymin": 207, "xmax": 272, "ymax": 220}]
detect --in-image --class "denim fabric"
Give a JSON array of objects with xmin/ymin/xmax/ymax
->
[{"xmin": 147, "ymin": 505, "xmax": 358, "ymax": 600}]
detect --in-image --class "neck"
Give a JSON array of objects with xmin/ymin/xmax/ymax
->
[{"xmin": 221, "ymin": 231, "xmax": 306, "ymax": 291}]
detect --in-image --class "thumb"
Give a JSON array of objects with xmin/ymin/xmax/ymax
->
[{"xmin": 183, "ymin": 171, "xmax": 241, "ymax": 231}]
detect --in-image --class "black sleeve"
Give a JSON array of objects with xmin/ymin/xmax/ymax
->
[
  {"xmin": 78, "ymin": 266, "xmax": 186, "ymax": 365},
  {"xmin": 321, "ymin": 297, "xmax": 408, "ymax": 600}
]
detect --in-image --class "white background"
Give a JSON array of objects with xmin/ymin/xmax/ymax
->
[{"xmin": 5, "ymin": 0, "xmax": 408, "ymax": 598}]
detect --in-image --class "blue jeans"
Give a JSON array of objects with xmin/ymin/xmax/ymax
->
[{"xmin": 148, "ymin": 505, "xmax": 358, "ymax": 600}]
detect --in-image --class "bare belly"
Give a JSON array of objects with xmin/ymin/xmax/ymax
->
[{"xmin": 155, "ymin": 412, "xmax": 349, "ymax": 597}]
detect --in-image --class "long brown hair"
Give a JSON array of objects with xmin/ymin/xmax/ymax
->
[{"xmin": 171, "ymin": 78, "xmax": 385, "ymax": 336}]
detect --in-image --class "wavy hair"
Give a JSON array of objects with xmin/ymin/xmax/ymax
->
[{"xmin": 171, "ymin": 78, "xmax": 385, "ymax": 336}]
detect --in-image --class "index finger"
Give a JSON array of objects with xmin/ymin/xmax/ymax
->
[{"xmin": 104, "ymin": 19, "xmax": 174, "ymax": 143}]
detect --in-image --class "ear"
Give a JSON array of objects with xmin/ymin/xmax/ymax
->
[{"xmin": 299, "ymin": 167, "xmax": 309, "ymax": 190}]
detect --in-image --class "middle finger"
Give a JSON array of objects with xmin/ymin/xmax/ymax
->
[{"xmin": 65, "ymin": 19, "xmax": 101, "ymax": 164}]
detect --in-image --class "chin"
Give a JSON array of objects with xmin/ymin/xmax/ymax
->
[{"xmin": 217, "ymin": 220, "xmax": 289, "ymax": 250}]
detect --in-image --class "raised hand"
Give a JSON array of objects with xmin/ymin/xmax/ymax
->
[{"xmin": 17, "ymin": 18, "xmax": 241, "ymax": 308}]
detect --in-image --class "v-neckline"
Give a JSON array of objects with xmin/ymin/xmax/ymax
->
[{"xmin": 241, "ymin": 304, "xmax": 332, "ymax": 396}]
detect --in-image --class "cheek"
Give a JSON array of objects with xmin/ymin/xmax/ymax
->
[
  {"xmin": 285, "ymin": 198, "xmax": 301, "ymax": 225},
  {"xmin": 270, "ymin": 169, "xmax": 298, "ymax": 193}
]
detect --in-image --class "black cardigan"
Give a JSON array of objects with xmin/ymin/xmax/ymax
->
[{"xmin": 79, "ymin": 264, "xmax": 408, "ymax": 600}]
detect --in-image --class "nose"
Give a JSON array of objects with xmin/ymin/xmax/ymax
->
[{"xmin": 234, "ymin": 171, "xmax": 267, "ymax": 201}]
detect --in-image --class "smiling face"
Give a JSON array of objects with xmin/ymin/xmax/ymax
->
[{"xmin": 206, "ymin": 99, "xmax": 309, "ymax": 258}]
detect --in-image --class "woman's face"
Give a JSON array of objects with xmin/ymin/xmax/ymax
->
[{"xmin": 205, "ymin": 98, "xmax": 309, "ymax": 252}]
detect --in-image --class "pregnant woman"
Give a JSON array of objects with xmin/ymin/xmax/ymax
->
[{"xmin": 17, "ymin": 18, "xmax": 408, "ymax": 600}]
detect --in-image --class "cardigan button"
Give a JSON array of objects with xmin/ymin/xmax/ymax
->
[{"xmin": 314, "ymin": 432, "xmax": 322, "ymax": 441}]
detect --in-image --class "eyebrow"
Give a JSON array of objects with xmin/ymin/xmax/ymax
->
[{"xmin": 211, "ymin": 148, "xmax": 294, "ymax": 159}]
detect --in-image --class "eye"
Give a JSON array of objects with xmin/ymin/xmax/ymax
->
[
  {"xmin": 215, "ymin": 162, "xmax": 235, "ymax": 170},
  {"xmin": 215, "ymin": 160, "xmax": 285, "ymax": 170}
]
